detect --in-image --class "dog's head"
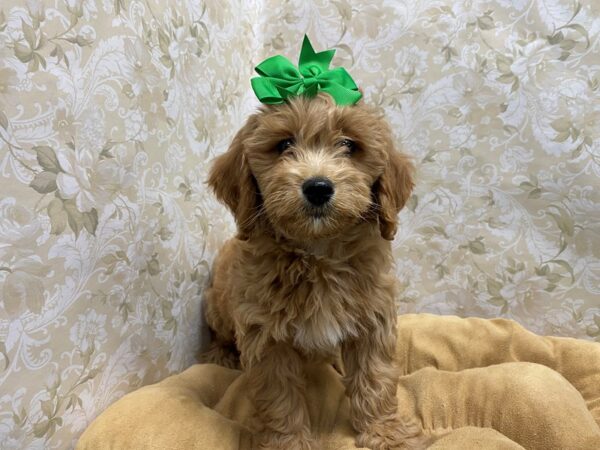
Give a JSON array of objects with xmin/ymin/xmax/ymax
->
[{"xmin": 208, "ymin": 93, "xmax": 414, "ymax": 241}]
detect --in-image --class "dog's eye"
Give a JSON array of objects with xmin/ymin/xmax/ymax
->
[
  {"xmin": 338, "ymin": 139, "xmax": 357, "ymax": 155},
  {"xmin": 275, "ymin": 138, "xmax": 295, "ymax": 154}
]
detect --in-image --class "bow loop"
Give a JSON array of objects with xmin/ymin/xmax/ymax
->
[{"xmin": 250, "ymin": 35, "xmax": 361, "ymax": 106}]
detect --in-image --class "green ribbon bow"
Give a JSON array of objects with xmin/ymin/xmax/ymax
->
[{"xmin": 251, "ymin": 35, "xmax": 362, "ymax": 106}]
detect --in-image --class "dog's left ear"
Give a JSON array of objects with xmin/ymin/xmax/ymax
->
[{"xmin": 375, "ymin": 148, "xmax": 415, "ymax": 240}]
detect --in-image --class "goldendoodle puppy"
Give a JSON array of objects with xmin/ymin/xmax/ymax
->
[{"xmin": 201, "ymin": 92, "xmax": 419, "ymax": 449}]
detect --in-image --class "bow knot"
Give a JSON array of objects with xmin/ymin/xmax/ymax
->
[
  {"xmin": 305, "ymin": 65, "xmax": 321, "ymax": 76},
  {"xmin": 251, "ymin": 35, "xmax": 361, "ymax": 106}
]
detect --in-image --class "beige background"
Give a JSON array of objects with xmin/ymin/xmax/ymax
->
[{"xmin": 0, "ymin": 0, "xmax": 599, "ymax": 447}]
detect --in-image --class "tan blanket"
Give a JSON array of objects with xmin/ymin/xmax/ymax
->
[{"xmin": 77, "ymin": 314, "xmax": 600, "ymax": 449}]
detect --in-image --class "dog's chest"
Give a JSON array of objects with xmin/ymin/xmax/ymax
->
[
  {"xmin": 238, "ymin": 237, "xmax": 393, "ymax": 355},
  {"xmin": 263, "ymin": 254, "xmax": 364, "ymax": 353},
  {"xmin": 290, "ymin": 295, "xmax": 356, "ymax": 353}
]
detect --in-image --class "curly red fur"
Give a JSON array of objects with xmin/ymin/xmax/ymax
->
[{"xmin": 201, "ymin": 94, "xmax": 424, "ymax": 449}]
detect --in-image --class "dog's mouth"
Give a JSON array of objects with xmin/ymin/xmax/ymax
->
[{"xmin": 304, "ymin": 205, "xmax": 330, "ymax": 219}]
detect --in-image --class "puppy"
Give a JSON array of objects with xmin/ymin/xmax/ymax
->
[{"xmin": 201, "ymin": 92, "xmax": 418, "ymax": 449}]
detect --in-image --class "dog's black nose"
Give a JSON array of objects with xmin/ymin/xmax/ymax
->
[{"xmin": 302, "ymin": 177, "xmax": 334, "ymax": 206}]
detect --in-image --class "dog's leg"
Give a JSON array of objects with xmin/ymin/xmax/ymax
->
[
  {"xmin": 198, "ymin": 336, "xmax": 240, "ymax": 369},
  {"xmin": 198, "ymin": 271, "xmax": 240, "ymax": 369},
  {"xmin": 241, "ymin": 338, "xmax": 312, "ymax": 450},
  {"xmin": 342, "ymin": 322, "xmax": 424, "ymax": 450}
]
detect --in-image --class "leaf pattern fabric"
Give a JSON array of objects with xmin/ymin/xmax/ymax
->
[{"xmin": 0, "ymin": 0, "xmax": 599, "ymax": 447}]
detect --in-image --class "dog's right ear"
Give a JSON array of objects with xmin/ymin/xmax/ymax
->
[
  {"xmin": 208, "ymin": 116, "xmax": 259, "ymax": 240},
  {"xmin": 376, "ymin": 148, "xmax": 415, "ymax": 241}
]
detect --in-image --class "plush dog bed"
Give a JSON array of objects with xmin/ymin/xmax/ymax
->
[{"xmin": 77, "ymin": 314, "xmax": 600, "ymax": 449}]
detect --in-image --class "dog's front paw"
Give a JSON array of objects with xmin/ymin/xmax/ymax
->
[
  {"xmin": 356, "ymin": 417, "xmax": 427, "ymax": 450},
  {"xmin": 257, "ymin": 430, "xmax": 314, "ymax": 450},
  {"xmin": 356, "ymin": 429, "xmax": 403, "ymax": 450}
]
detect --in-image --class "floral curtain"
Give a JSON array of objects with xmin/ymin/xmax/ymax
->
[{"xmin": 0, "ymin": 0, "xmax": 599, "ymax": 447}]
